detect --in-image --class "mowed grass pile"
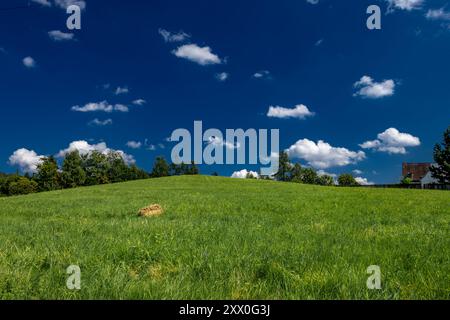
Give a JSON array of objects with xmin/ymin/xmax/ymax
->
[{"xmin": 0, "ymin": 176, "xmax": 448, "ymax": 299}]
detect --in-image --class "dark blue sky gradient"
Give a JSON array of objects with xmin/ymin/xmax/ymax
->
[{"xmin": 0, "ymin": 0, "xmax": 449, "ymax": 182}]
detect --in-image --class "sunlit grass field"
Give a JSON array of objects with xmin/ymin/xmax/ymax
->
[{"xmin": 0, "ymin": 175, "xmax": 448, "ymax": 299}]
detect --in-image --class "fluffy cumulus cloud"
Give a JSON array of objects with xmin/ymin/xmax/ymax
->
[
  {"xmin": 126, "ymin": 141, "xmax": 142, "ymax": 149},
  {"xmin": 267, "ymin": 104, "xmax": 315, "ymax": 120},
  {"xmin": 71, "ymin": 101, "xmax": 129, "ymax": 113},
  {"xmin": 353, "ymin": 76, "xmax": 395, "ymax": 98},
  {"xmin": 57, "ymin": 140, "xmax": 135, "ymax": 164},
  {"xmin": 158, "ymin": 28, "xmax": 190, "ymax": 43},
  {"xmin": 173, "ymin": 44, "xmax": 222, "ymax": 65},
  {"xmin": 23, "ymin": 56, "xmax": 36, "ymax": 68},
  {"xmin": 355, "ymin": 177, "xmax": 375, "ymax": 186},
  {"xmin": 48, "ymin": 30, "xmax": 75, "ymax": 41},
  {"xmin": 287, "ymin": 139, "xmax": 366, "ymax": 169},
  {"xmin": 231, "ymin": 169, "xmax": 259, "ymax": 179},
  {"xmin": 386, "ymin": 0, "xmax": 423, "ymax": 11},
  {"xmin": 360, "ymin": 128, "xmax": 420, "ymax": 154},
  {"xmin": 8, "ymin": 148, "xmax": 44, "ymax": 173}
]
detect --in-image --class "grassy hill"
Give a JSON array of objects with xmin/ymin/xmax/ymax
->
[{"xmin": 0, "ymin": 175, "xmax": 448, "ymax": 299}]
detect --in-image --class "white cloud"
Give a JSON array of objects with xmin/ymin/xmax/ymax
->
[
  {"xmin": 31, "ymin": 0, "xmax": 52, "ymax": 7},
  {"xmin": 287, "ymin": 139, "xmax": 366, "ymax": 169},
  {"xmin": 115, "ymin": 86, "xmax": 129, "ymax": 95},
  {"xmin": 23, "ymin": 56, "xmax": 36, "ymax": 68},
  {"xmin": 126, "ymin": 141, "xmax": 142, "ymax": 149},
  {"xmin": 71, "ymin": 101, "xmax": 129, "ymax": 113},
  {"xmin": 88, "ymin": 118, "xmax": 112, "ymax": 126},
  {"xmin": 231, "ymin": 169, "xmax": 259, "ymax": 179},
  {"xmin": 207, "ymin": 136, "xmax": 239, "ymax": 150},
  {"xmin": 132, "ymin": 99, "xmax": 147, "ymax": 106},
  {"xmin": 253, "ymin": 70, "xmax": 271, "ymax": 79},
  {"xmin": 8, "ymin": 148, "xmax": 44, "ymax": 173},
  {"xmin": 360, "ymin": 128, "xmax": 420, "ymax": 154},
  {"xmin": 426, "ymin": 8, "xmax": 450, "ymax": 21},
  {"xmin": 317, "ymin": 170, "xmax": 337, "ymax": 178},
  {"xmin": 352, "ymin": 169, "xmax": 363, "ymax": 175},
  {"xmin": 267, "ymin": 104, "xmax": 315, "ymax": 120},
  {"xmin": 353, "ymin": 75, "xmax": 395, "ymax": 98},
  {"xmin": 54, "ymin": 0, "xmax": 86, "ymax": 10},
  {"xmin": 158, "ymin": 28, "xmax": 190, "ymax": 43},
  {"xmin": 315, "ymin": 39, "xmax": 323, "ymax": 46},
  {"xmin": 215, "ymin": 72, "xmax": 229, "ymax": 82},
  {"xmin": 386, "ymin": 0, "xmax": 423, "ymax": 11},
  {"xmin": 57, "ymin": 140, "xmax": 135, "ymax": 164},
  {"xmin": 307, "ymin": 0, "xmax": 319, "ymax": 4},
  {"xmin": 48, "ymin": 30, "xmax": 75, "ymax": 41},
  {"xmin": 173, "ymin": 44, "xmax": 222, "ymax": 65},
  {"xmin": 355, "ymin": 177, "xmax": 375, "ymax": 186}
]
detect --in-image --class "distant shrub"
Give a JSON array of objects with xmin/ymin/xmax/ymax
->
[{"xmin": 8, "ymin": 177, "xmax": 38, "ymax": 195}]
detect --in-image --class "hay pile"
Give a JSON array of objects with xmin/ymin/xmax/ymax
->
[{"xmin": 138, "ymin": 204, "xmax": 164, "ymax": 217}]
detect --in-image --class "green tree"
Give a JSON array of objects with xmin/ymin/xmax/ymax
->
[
  {"xmin": 429, "ymin": 126, "xmax": 450, "ymax": 184},
  {"xmin": 274, "ymin": 151, "xmax": 291, "ymax": 182},
  {"xmin": 301, "ymin": 168, "xmax": 319, "ymax": 184},
  {"xmin": 61, "ymin": 151, "xmax": 86, "ymax": 188},
  {"xmin": 107, "ymin": 152, "xmax": 129, "ymax": 183},
  {"xmin": 34, "ymin": 156, "xmax": 60, "ymax": 191},
  {"xmin": 151, "ymin": 156, "xmax": 170, "ymax": 178},
  {"xmin": 128, "ymin": 164, "xmax": 149, "ymax": 180},
  {"xmin": 338, "ymin": 174, "xmax": 358, "ymax": 187},
  {"xmin": 82, "ymin": 151, "xmax": 110, "ymax": 186},
  {"xmin": 290, "ymin": 163, "xmax": 303, "ymax": 183},
  {"xmin": 187, "ymin": 161, "xmax": 199, "ymax": 175},
  {"xmin": 8, "ymin": 176, "xmax": 38, "ymax": 196},
  {"xmin": 318, "ymin": 175, "xmax": 334, "ymax": 186}
]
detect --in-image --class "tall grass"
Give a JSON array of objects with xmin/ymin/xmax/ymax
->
[{"xmin": 0, "ymin": 176, "xmax": 448, "ymax": 299}]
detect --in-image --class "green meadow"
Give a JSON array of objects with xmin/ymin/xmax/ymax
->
[{"xmin": 0, "ymin": 175, "xmax": 448, "ymax": 299}]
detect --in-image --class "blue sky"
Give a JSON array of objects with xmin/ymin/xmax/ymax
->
[{"xmin": 0, "ymin": 0, "xmax": 449, "ymax": 183}]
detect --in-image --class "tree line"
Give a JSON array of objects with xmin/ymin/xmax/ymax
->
[
  {"xmin": 261, "ymin": 151, "xmax": 359, "ymax": 186},
  {"xmin": 0, "ymin": 152, "xmax": 198, "ymax": 197}
]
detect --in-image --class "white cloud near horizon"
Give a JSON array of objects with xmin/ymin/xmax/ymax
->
[
  {"xmin": 355, "ymin": 177, "xmax": 375, "ymax": 186},
  {"xmin": 231, "ymin": 169, "xmax": 259, "ymax": 179},
  {"xmin": 57, "ymin": 140, "xmax": 135, "ymax": 164},
  {"xmin": 267, "ymin": 104, "xmax": 315, "ymax": 120},
  {"xmin": 71, "ymin": 101, "xmax": 129, "ymax": 113},
  {"xmin": 360, "ymin": 128, "xmax": 420, "ymax": 154},
  {"xmin": 353, "ymin": 75, "xmax": 395, "ymax": 98},
  {"xmin": 173, "ymin": 44, "xmax": 222, "ymax": 65},
  {"xmin": 287, "ymin": 139, "xmax": 366, "ymax": 169},
  {"xmin": 8, "ymin": 148, "xmax": 44, "ymax": 173}
]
